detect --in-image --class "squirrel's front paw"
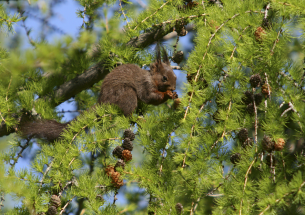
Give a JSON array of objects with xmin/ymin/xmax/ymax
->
[
  {"xmin": 165, "ymin": 90, "xmax": 178, "ymax": 99},
  {"xmin": 172, "ymin": 91, "xmax": 178, "ymax": 99}
]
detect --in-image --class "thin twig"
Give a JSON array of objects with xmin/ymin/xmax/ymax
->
[
  {"xmin": 0, "ymin": 191, "xmax": 4, "ymax": 211},
  {"xmin": 270, "ymin": 29, "xmax": 282, "ymax": 55},
  {"xmin": 253, "ymin": 88, "xmax": 258, "ymax": 152},
  {"xmin": 113, "ymin": 190, "xmax": 118, "ymax": 205},
  {"xmin": 240, "ymin": 157, "xmax": 257, "ymax": 215},
  {"xmin": 230, "ymin": 25, "xmax": 250, "ymax": 59},
  {"xmin": 193, "ymin": 182, "xmax": 224, "ymax": 213},
  {"xmin": 133, "ymin": 1, "xmax": 170, "ymax": 31},
  {"xmin": 38, "ymin": 158, "xmax": 54, "ymax": 192},
  {"xmin": 182, "ymin": 104, "xmax": 205, "ymax": 168},
  {"xmin": 210, "ymin": 101, "xmax": 232, "ymax": 150},
  {"xmin": 184, "ymin": 13, "xmax": 240, "ymax": 119},
  {"xmin": 10, "ymin": 137, "xmax": 32, "ymax": 167},
  {"xmin": 280, "ymin": 71, "xmax": 299, "ymax": 88},
  {"xmin": 264, "ymin": 3, "xmax": 270, "ymax": 19},
  {"xmin": 119, "ymin": 0, "xmax": 131, "ymax": 30},
  {"xmin": 59, "ymin": 198, "xmax": 74, "ymax": 215},
  {"xmin": 152, "ymin": 13, "xmax": 208, "ymax": 27},
  {"xmin": 6, "ymin": 76, "xmax": 12, "ymax": 102}
]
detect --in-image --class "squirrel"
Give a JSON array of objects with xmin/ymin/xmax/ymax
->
[{"xmin": 19, "ymin": 44, "xmax": 178, "ymax": 141}]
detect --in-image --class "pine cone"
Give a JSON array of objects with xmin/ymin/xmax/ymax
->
[
  {"xmin": 254, "ymin": 26, "xmax": 266, "ymax": 41},
  {"xmin": 238, "ymin": 128, "xmax": 249, "ymax": 143},
  {"xmin": 274, "ymin": 138, "xmax": 285, "ymax": 151},
  {"xmin": 175, "ymin": 203, "xmax": 183, "ymax": 214},
  {"xmin": 250, "ymin": 74, "xmax": 262, "ymax": 88},
  {"xmin": 186, "ymin": 1, "xmax": 199, "ymax": 10},
  {"xmin": 266, "ymin": 154, "xmax": 276, "ymax": 167},
  {"xmin": 110, "ymin": 171, "xmax": 124, "ymax": 188},
  {"xmin": 242, "ymin": 91, "xmax": 253, "ymax": 105},
  {"xmin": 246, "ymin": 103, "xmax": 254, "ymax": 115},
  {"xmin": 230, "ymin": 153, "xmax": 241, "ymax": 164},
  {"xmin": 124, "ymin": 129, "xmax": 135, "ymax": 141},
  {"xmin": 96, "ymin": 194, "xmax": 104, "ymax": 202},
  {"xmin": 262, "ymin": 18, "xmax": 271, "ymax": 29},
  {"xmin": 47, "ymin": 206, "xmax": 57, "ymax": 215},
  {"xmin": 50, "ymin": 195, "xmax": 61, "ymax": 208},
  {"xmin": 173, "ymin": 98, "xmax": 181, "ymax": 110},
  {"xmin": 254, "ymin": 93, "xmax": 263, "ymax": 106},
  {"xmin": 122, "ymin": 138, "xmax": 133, "ymax": 151},
  {"xmin": 113, "ymin": 146, "xmax": 124, "ymax": 159},
  {"xmin": 105, "ymin": 165, "xmax": 115, "ymax": 176},
  {"xmin": 172, "ymin": 51, "xmax": 184, "ymax": 64},
  {"xmin": 122, "ymin": 150, "xmax": 132, "ymax": 162},
  {"xmin": 261, "ymin": 83, "xmax": 271, "ymax": 96},
  {"xmin": 115, "ymin": 160, "xmax": 126, "ymax": 171},
  {"xmin": 242, "ymin": 138, "xmax": 254, "ymax": 148},
  {"xmin": 187, "ymin": 73, "xmax": 194, "ymax": 83},
  {"xmin": 262, "ymin": 135, "xmax": 275, "ymax": 153}
]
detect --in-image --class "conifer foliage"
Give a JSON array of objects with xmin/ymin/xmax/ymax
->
[{"xmin": 1, "ymin": 0, "xmax": 305, "ymax": 214}]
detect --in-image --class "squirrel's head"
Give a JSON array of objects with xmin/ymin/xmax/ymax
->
[{"xmin": 150, "ymin": 44, "xmax": 177, "ymax": 92}]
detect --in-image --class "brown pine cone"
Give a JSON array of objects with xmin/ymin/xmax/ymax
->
[
  {"xmin": 113, "ymin": 146, "xmax": 124, "ymax": 159},
  {"xmin": 246, "ymin": 103, "xmax": 254, "ymax": 115},
  {"xmin": 262, "ymin": 135, "xmax": 275, "ymax": 153},
  {"xmin": 122, "ymin": 150, "xmax": 132, "ymax": 162},
  {"xmin": 238, "ymin": 128, "xmax": 249, "ymax": 143},
  {"xmin": 242, "ymin": 138, "xmax": 254, "ymax": 148},
  {"xmin": 254, "ymin": 26, "xmax": 266, "ymax": 41},
  {"xmin": 122, "ymin": 138, "xmax": 133, "ymax": 151},
  {"xmin": 254, "ymin": 93, "xmax": 263, "ymax": 106},
  {"xmin": 186, "ymin": 1, "xmax": 199, "ymax": 10},
  {"xmin": 47, "ymin": 206, "xmax": 57, "ymax": 215},
  {"xmin": 172, "ymin": 51, "xmax": 184, "ymax": 64},
  {"xmin": 50, "ymin": 195, "xmax": 61, "ymax": 208},
  {"xmin": 261, "ymin": 83, "xmax": 271, "ymax": 96},
  {"xmin": 177, "ymin": 26, "xmax": 188, "ymax": 36},
  {"xmin": 242, "ymin": 91, "xmax": 253, "ymax": 105},
  {"xmin": 262, "ymin": 18, "xmax": 271, "ymax": 30},
  {"xmin": 105, "ymin": 165, "xmax": 115, "ymax": 176},
  {"xmin": 173, "ymin": 98, "xmax": 181, "ymax": 110},
  {"xmin": 175, "ymin": 203, "xmax": 184, "ymax": 214},
  {"xmin": 115, "ymin": 160, "xmax": 126, "ymax": 171},
  {"xmin": 274, "ymin": 138, "xmax": 285, "ymax": 151},
  {"xmin": 124, "ymin": 129, "xmax": 135, "ymax": 141},
  {"xmin": 110, "ymin": 171, "xmax": 124, "ymax": 188},
  {"xmin": 230, "ymin": 153, "xmax": 241, "ymax": 164},
  {"xmin": 250, "ymin": 74, "xmax": 262, "ymax": 88}
]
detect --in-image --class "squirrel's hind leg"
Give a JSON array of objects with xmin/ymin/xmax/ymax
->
[{"xmin": 99, "ymin": 86, "xmax": 138, "ymax": 116}]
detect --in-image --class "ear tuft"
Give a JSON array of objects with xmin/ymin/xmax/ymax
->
[
  {"xmin": 155, "ymin": 42, "xmax": 162, "ymax": 64},
  {"xmin": 161, "ymin": 46, "xmax": 170, "ymax": 65}
]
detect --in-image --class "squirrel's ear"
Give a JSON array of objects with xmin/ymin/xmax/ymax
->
[
  {"xmin": 155, "ymin": 42, "xmax": 162, "ymax": 65},
  {"xmin": 161, "ymin": 47, "xmax": 170, "ymax": 65},
  {"xmin": 150, "ymin": 62, "xmax": 156, "ymax": 73}
]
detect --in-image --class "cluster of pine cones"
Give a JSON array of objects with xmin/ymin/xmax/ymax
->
[
  {"xmin": 231, "ymin": 128, "xmax": 285, "ymax": 165},
  {"xmin": 230, "ymin": 128, "xmax": 254, "ymax": 164},
  {"xmin": 105, "ymin": 129, "xmax": 135, "ymax": 188},
  {"xmin": 242, "ymin": 74, "xmax": 271, "ymax": 115},
  {"xmin": 45, "ymin": 195, "xmax": 61, "ymax": 215}
]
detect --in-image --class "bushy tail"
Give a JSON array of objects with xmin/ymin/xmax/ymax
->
[{"xmin": 19, "ymin": 120, "xmax": 69, "ymax": 142}]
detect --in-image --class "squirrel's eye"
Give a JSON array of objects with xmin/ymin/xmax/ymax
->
[{"xmin": 162, "ymin": 76, "xmax": 168, "ymax": 82}]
